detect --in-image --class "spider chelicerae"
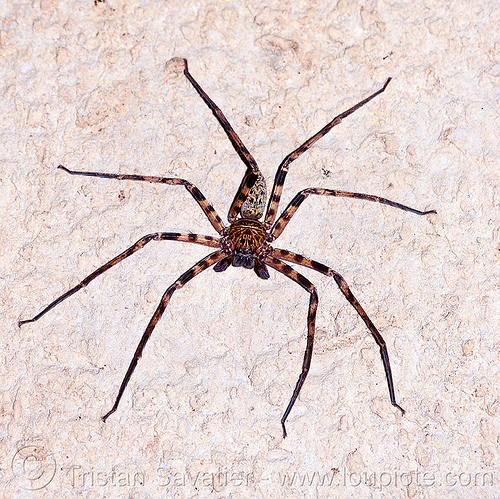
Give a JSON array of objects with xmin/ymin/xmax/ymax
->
[{"xmin": 19, "ymin": 58, "xmax": 435, "ymax": 437}]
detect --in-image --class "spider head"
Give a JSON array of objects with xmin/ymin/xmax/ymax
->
[
  {"xmin": 233, "ymin": 252, "xmax": 270, "ymax": 279},
  {"xmin": 232, "ymin": 250, "xmax": 255, "ymax": 269},
  {"xmin": 214, "ymin": 252, "xmax": 270, "ymax": 280},
  {"xmin": 226, "ymin": 218, "xmax": 267, "ymax": 253},
  {"xmin": 216, "ymin": 218, "xmax": 270, "ymax": 279}
]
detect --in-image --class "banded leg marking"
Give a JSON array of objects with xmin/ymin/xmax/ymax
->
[
  {"xmin": 102, "ymin": 250, "xmax": 226, "ymax": 421},
  {"xmin": 271, "ymin": 247, "xmax": 405, "ymax": 415},
  {"xmin": 264, "ymin": 255, "xmax": 318, "ymax": 438},
  {"xmin": 58, "ymin": 165, "xmax": 225, "ymax": 234},
  {"xmin": 264, "ymin": 78, "xmax": 392, "ymax": 228},
  {"xmin": 19, "ymin": 232, "xmax": 220, "ymax": 326},
  {"xmin": 270, "ymin": 187, "xmax": 436, "ymax": 240},
  {"xmin": 181, "ymin": 59, "xmax": 262, "ymax": 223}
]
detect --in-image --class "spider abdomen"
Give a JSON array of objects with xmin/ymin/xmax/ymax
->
[{"xmin": 241, "ymin": 172, "xmax": 267, "ymax": 220}]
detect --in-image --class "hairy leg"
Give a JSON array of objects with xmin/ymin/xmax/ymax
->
[
  {"xmin": 58, "ymin": 165, "xmax": 226, "ymax": 234},
  {"xmin": 102, "ymin": 250, "xmax": 226, "ymax": 420},
  {"xmin": 271, "ymin": 247, "xmax": 405, "ymax": 415},
  {"xmin": 264, "ymin": 78, "xmax": 392, "ymax": 228},
  {"xmin": 181, "ymin": 59, "xmax": 262, "ymax": 222},
  {"xmin": 270, "ymin": 187, "xmax": 435, "ymax": 240},
  {"xmin": 19, "ymin": 232, "xmax": 220, "ymax": 326},
  {"xmin": 264, "ymin": 255, "xmax": 318, "ymax": 438}
]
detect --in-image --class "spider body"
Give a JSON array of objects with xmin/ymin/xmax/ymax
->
[
  {"xmin": 221, "ymin": 218, "xmax": 269, "ymax": 274},
  {"xmin": 19, "ymin": 58, "xmax": 435, "ymax": 437},
  {"xmin": 240, "ymin": 171, "xmax": 267, "ymax": 219}
]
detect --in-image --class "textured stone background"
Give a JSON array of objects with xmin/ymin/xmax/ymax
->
[{"xmin": 2, "ymin": 0, "xmax": 499, "ymax": 497}]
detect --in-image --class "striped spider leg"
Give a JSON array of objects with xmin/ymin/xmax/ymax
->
[
  {"xmin": 19, "ymin": 59, "xmax": 434, "ymax": 437},
  {"xmin": 19, "ymin": 168, "xmax": 229, "ymax": 421},
  {"xmin": 268, "ymin": 250, "xmax": 401, "ymax": 438},
  {"xmin": 182, "ymin": 59, "xmax": 265, "ymax": 223},
  {"xmin": 264, "ymin": 77, "xmax": 393, "ymax": 228},
  {"xmin": 265, "ymin": 192, "xmax": 434, "ymax": 438}
]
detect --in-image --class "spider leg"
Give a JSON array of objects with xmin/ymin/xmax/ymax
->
[
  {"xmin": 270, "ymin": 187, "xmax": 436, "ymax": 240},
  {"xmin": 264, "ymin": 78, "xmax": 392, "ymax": 228},
  {"xmin": 102, "ymin": 249, "xmax": 226, "ymax": 421},
  {"xmin": 19, "ymin": 232, "xmax": 220, "ymax": 326},
  {"xmin": 182, "ymin": 59, "xmax": 262, "ymax": 222},
  {"xmin": 58, "ymin": 165, "xmax": 225, "ymax": 234},
  {"xmin": 263, "ymin": 255, "xmax": 318, "ymax": 438},
  {"xmin": 271, "ymin": 247, "xmax": 405, "ymax": 416}
]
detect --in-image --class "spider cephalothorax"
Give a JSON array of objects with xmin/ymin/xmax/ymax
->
[
  {"xmin": 19, "ymin": 58, "xmax": 435, "ymax": 437},
  {"xmin": 216, "ymin": 216, "xmax": 270, "ymax": 279}
]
